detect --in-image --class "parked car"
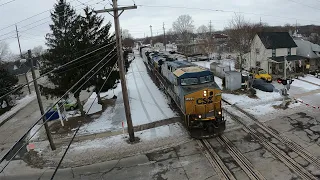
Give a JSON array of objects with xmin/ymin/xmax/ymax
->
[
  {"xmin": 250, "ymin": 68, "xmax": 272, "ymax": 82},
  {"xmin": 52, "ymin": 100, "xmax": 78, "ymax": 111},
  {"xmin": 252, "ymin": 79, "xmax": 275, "ymax": 92}
]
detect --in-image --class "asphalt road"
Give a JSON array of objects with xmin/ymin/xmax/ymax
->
[{"xmin": 0, "ymin": 98, "xmax": 40, "ymax": 159}]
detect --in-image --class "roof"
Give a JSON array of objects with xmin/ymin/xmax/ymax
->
[
  {"xmin": 269, "ymin": 55, "xmax": 305, "ymax": 62},
  {"xmin": 257, "ymin": 32, "xmax": 297, "ymax": 49},
  {"xmin": 173, "ymin": 66, "xmax": 211, "ymax": 78},
  {"xmin": 3, "ymin": 58, "xmax": 40, "ymax": 75},
  {"xmin": 213, "ymin": 34, "xmax": 228, "ymax": 39},
  {"xmin": 166, "ymin": 61, "xmax": 194, "ymax": 69},
  {"xmin": 294, "ymin": 39, "xmax": 320, "ymax": 59}
]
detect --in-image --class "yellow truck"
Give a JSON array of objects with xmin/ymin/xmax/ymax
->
[{"xmin": 250, "ymin": 68, "xmax": 272, "ymax": 82}]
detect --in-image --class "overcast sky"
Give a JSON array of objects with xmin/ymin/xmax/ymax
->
[{"xmin": 1, "ymin": 0, "xmax": 320, "ymax": 54}]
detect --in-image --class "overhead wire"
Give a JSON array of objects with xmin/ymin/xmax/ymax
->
[
  {"xmin": 50, "ymin": 59, "xmax": 117, "ymax": 180},
  {"xmin": 0, "ymin": 41, "xmax": 115, "ymax": 100},
  {"xmin": 0, "ymin": 0, "xmax": 77, "ymax": 32},
  {"xmin": 0, "ymin": 46, "xmax": 117, "ymax": 171},
  {"xmin": 0, "ymin": 0, "xmax": 16, "ymax": 7},
  {"xmin": 0, "ymin": 0, "xmax": 104, "ymax": 40}
]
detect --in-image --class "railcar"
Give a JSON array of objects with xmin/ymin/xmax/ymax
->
[{"xmin": 139, "ymin": 46, "xmax": 225, "ymax": 138}]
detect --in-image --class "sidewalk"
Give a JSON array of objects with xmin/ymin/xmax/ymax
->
[{"xmin": 0, "ymin": 93, "xmax": 36, "ymax": 127}]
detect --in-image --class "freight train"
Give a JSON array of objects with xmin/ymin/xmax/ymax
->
[{"xmin": 139, "ymin": 46, "xmax": 225, "ymax": 138}]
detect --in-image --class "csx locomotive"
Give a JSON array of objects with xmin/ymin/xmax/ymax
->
[{"xmin": 139, "ymin": 46, "xmax": 225, "ymax": 138}]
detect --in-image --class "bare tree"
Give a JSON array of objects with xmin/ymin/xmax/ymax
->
[
  {"xmin": 173, "ymin": 15, "xmax": 195, "ymax": 57},
  {"xmin": 0, "ymin": 42, "xmax": 9, "ymax": 61},
  {"xmin": 32, "ymin": 45, "xmax": 44, "ymax": 57},
  {"xmin": 227, "ymin": 14, "xmax": 256, "ymax": 71},
  {"xmin": 197, "ymin": 25, "xmax": 215, "ymax": 59},
  {"xmin": 121, "ymin": 29, "xmax": 132, "ymax": 39}
]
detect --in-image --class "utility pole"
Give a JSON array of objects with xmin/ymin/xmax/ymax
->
[
  {"xmin": 209, "ymin": 20, "xmax": 212, "ymax": 34},
  {"xmin": 163, "ymin": 22, "xmax": 166, "ymax": 51},
  {"xmin": 16, "ymin": 25, "xmax": 31, "ymax": 95},
  {"xmin": 29, "ymin": 50, "xmax": 56, "ymax": 150},
  {"xmin": 95, "ymin": 1, "xmax": 137, "ymax": 142},
  {"xmin": 150, "ymin": 25, "xmax": 153, "ymax": 46}
]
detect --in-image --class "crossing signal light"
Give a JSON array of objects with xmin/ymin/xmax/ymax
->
[{"xmin": 277, "ymin": 78, "xmax": 288, "ymax": 85}]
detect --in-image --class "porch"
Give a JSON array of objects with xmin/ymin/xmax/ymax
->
[{"xmin": 268, "ymin": 55, "xmax": 307, "ymax": 79}]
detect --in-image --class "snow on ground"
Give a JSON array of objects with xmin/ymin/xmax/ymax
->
[
  {"xmin": 28, "ymin": 124, "xmax": 42, "ymax": 141},
  {"xmin": 74, "ymin": 123, "xmax": 185, "ymax": 152},
  {"xmin": 245, "ymin": 101, "xmax": 301, "ymax": 116},
  {"xmin": 83, "ymin": 93, "xmax": 102, "ymax": 115},
  {"xmin": 299, "ymin": 75, "xmax": 320, "ymax": 86},
  {"xmin": 35, "ymin": 122, "xmax": 190, "ymax": 167},
  {"xmin": 0, "ymin": 93, "xmax": 36, "ymax": 124},
  {"xmin": 223, "ymin": 90, "xmax": 282, "ymax": 107},
  {"xmin": 78, "ymin": 52, "xmax": 177, "ymax": 136},
  {"xmin": 291, "ymin": 79, "xmax": 319, "ymax": 91}
]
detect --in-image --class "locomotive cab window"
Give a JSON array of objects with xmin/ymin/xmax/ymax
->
[
  {"xmin": 200, "ymin": 75, "xmax": 213, "ymax": 84},
  {"xmin": 181, "ymin": 78, "xmax": 198, "ymax": 85}
]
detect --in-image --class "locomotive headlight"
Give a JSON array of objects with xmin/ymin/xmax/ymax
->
[
  {"xmin": 203, "ymin": 90, "xmax": 207, "ymax": 97},
  {"xmin": 218, "ymin": 111, "xmax": 222, "ymax": 115},
  {"xmin": 198, "ymin": 115, "xmax": 202, "ymax": 119}
]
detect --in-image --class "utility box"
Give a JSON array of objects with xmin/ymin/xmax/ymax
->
[
  {"xmin": 210, "ymin": 62, "xmax": 231, "ymax": 78},
  {"xmin": 225, "ymin": 71, "xmax": 241, "ymax": 91}
]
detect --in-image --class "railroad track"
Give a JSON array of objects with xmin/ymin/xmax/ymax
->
[
  {"xmin": 133, "ymin": 59, "xmax": 168, "ymax": 119},
  {"xmin": 222, "ymin": 99, "xmax": 318, "ymax": 180},
  {"xmin": 198, "ymin": 137, "xmax": 266, "ymax": 180},
  {"xmin": 222, "ymin": 99, "xmax": 320, "ymax": 170}
]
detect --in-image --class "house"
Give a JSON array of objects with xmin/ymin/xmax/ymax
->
[
  {"xmin": 3, "ymin": 58, "xmax": 40, "ymax": 86},
  {"xmin": 244, "ymin": 32, "xmax": 304, "ymax": 75},
  {"xmin": 294, "ymin": 39, "xmax": 320, "ymax": 71}
]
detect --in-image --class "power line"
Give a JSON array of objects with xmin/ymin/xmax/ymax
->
[
  {"xmin": 0, "ymin": 0, "xmax": 16, "ymax": 7},
  {"xmin": 134, "ymin": 4, "xmax": 320, "ymax": 25},
  {"xmin": 288, "ymin": 0, "xmax": 320, "ymax": 11},
  {"xmin": 50, "ymin": 60, "xmax": 117, "ymax": 180},
  {"xmin": 0, "ymin": 41, "xmax": 115, "ymax": 100},
  {"xmin": 0, "ymin": 0, "xmax": 77, "ymax": 32},
  {"xmin": 0, "ymin": 47, "xmax": 117, "ymax": 171},
  {"xmin": 0, "ymin": 0, "xmax": 104, "ymax": 39}
]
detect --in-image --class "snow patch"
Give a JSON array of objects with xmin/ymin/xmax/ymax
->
[
  {"xmin": 299, "ymin": 75, "xmax": 320, "ymax": 86},
  {"xmin": 245, "ymin": 101, "xmax": 302, "ymax": 116},
  {"xmin": 291, "ymin": 79, "xmax": 319, "ymax": 91},
  {"xmin": 83, "ymin": 93, "xmax": 102, "ymax": 115}
]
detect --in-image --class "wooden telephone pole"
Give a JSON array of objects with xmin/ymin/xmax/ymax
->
[
  {"xmin": 29, "ymin": 50, "xmax": 56, "ymax": 150},
  {"xmin": 15, "ymin": 25, "xmax": 31, "ymax": 95},
  {"xmin": 95, "ymin": 1, "xmax": 137, "ymax": 142}
]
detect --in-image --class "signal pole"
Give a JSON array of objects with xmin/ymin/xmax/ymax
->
[
  {"xmin": 95, "ymin": 0, "xmax": 137, "ymax": 142},
  {"xmin": 150, "ymin": 25, "xmax": 153, "ymax": 46},
  {"xmin": 29, "ymin": 50, "xmax": 56, "ymax": 150},
  {"xmin": 163, "ymin": 22, "xmax": 166, "ymax": 51},
  {"xmin": 16, "ymin": 25, "xmax": 31, "ymax": 95}
]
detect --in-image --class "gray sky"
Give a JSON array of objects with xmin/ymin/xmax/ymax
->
[{"xmin": 0, "ymin": 0, "xmax": 320, "ymax": 54}]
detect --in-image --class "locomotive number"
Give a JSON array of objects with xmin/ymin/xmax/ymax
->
[{"xmin": 196, "ymin": 96, "xmax": 213, "ymax": 105}]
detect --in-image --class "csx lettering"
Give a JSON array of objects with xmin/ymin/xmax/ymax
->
[{"xmin": 196, "ymin": 96, "xmax": 213, "ymax": 104}]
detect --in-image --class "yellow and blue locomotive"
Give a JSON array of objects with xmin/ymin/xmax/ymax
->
[{"xmin": 140, "ymin": 47, "xmax": 225, "ymax": 138}]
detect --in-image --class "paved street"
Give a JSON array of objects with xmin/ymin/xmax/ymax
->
[{"xmin": 0, "ymin": 98, "xmax": 40, "ymax": 159}]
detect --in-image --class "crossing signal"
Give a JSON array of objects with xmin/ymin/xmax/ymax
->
[
  {"xmin": 277, "ymin": 78, "xmax": 294, "ymax": 85},
  {"xmin": 277, "ymin": 78, "xmax": 287, "ymax": 85}
]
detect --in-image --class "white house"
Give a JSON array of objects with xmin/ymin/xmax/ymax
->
[{"xmin": 244, "ymin": 32, "xmax": 303, "ymax": 75}]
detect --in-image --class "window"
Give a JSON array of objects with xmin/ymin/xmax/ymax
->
[
  {"xmin": 181, "ymin": 78, "xmax": 198, "ymax": 86},
  {"xmin": 256, "ymin": 48, "xmax": 260, "ymax": 54},
  {"xmin": 200, "ymin": 75, "xmax": 213, "ymax": 84},
  {"xmin": 272, "ymin": 49, "xmax": 276, "ymax": 57},
  {"xmin": 279, "ymin": 63, "xmax": 283, "ymax": 70},
  {"xmin": 287, "ymin": 48, "xmax": 291, "ymax": 55}
]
